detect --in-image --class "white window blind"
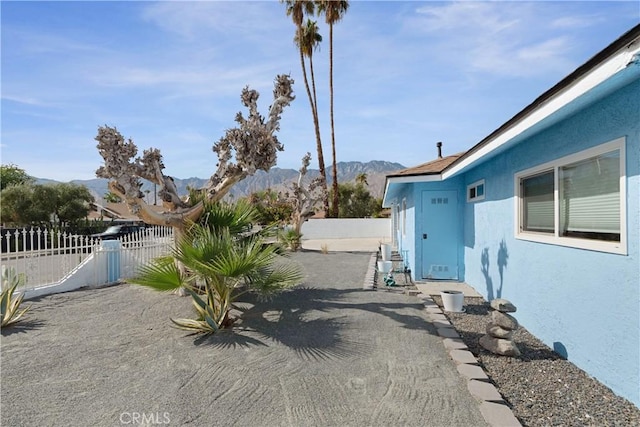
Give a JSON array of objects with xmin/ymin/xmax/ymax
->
[
  {"xmin": 522, "ymin": 171, "xmax": 554, "ymax": 233},
  {"xmin": 514, "ymin": 138, "xmax": 625, "ymax": 254},
  {"xmin": 560, "ymin": 151, "xmax": 620, "ymax": 239}
]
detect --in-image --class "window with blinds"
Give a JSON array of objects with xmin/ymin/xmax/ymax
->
[
  {"xmin": 559, "ymin": 151, "xmax": 620, "ymax": 241},
  {"xmin": 522, "ymin": 171, "xmax": 554, "ymax": 233},
  {"xmin": 514, "ymin": 138, "xmax": 626, "ymax": 254}
]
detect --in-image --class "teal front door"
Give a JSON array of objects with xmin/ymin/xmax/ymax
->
[{"xmin": 421, "ymin": 190, "xmax": 459, "ymax": 280}]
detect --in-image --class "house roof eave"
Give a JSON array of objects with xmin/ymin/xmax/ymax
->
[
  {"xmin": 381, "ymin": 25, "xmax": 640, "ymax": 206},
  {"xmin": 442, "ymin": 24, "xmax": 640, "ymax": 179},
  {"xmin": 382, "ymin": 173, "xmax": 443, "ymax": 208}
]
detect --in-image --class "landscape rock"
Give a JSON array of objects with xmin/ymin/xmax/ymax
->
[
  {"xmin": 490, "ymin": 298, "xmax": 517, "ymax": 313},
  {"xmin": 486, "ymin": 323, "xmax": 514, "ymax": 339},
  {"xmin": 481, "ymin": 302, "xmax": 520, "ymax": 358},
  {"xmin": 491, "ymin": 310, "xmax": 519, "ymax": 331},
  {"xmin": 479, "ymin": 335, "xmax": 521, "ymax": 357}
]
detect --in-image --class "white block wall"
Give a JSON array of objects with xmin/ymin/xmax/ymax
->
[{"xmin": 300, "ymin": 218, "xmax": 391, "ymax": 240}]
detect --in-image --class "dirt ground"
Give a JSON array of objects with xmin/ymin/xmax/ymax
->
[{"xmin": 1, "ymin": 251, "xmax": 487, "ymax": 427}]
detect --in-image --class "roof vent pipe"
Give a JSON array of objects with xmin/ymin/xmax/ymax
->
[{"xmin": 437, "ymin": 141, "xmax": 443, "ymax": 158}]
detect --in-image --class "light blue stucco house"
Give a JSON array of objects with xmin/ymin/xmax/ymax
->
[{"xmin": 382, "ymin": 25, "xmax": 640, "ymax": 406}]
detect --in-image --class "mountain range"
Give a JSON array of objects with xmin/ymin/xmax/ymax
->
[{"xmin": 37, "ymin": 161, "xmax": 406, "ymax": 204}]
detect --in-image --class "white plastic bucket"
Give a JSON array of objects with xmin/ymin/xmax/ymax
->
[
  {"xmin": 380, "ymin": 244, "xmax": 392, "ymax": 261},
  {"xmin": 377, "ymin": 261, "xmax": 392, "ymax": 273},
  {"xmin": 440, "ymin": 290, "xmax": 464, "ymax": 312}
]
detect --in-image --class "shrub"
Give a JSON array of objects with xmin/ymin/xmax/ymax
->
[{"xmin": 1, "ymin": 267, "xmax": 30, "ymax": 328}]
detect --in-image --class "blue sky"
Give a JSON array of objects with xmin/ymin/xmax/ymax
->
[{"xmin": 2, "ymin": 1, "xmax": 639, "ymax": 182}]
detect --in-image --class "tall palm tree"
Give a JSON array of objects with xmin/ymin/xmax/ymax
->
[
  {"xmin": 283, "ymin": 0, "xmax": 330, "ymax": 215},
  {"xmin": 296, "ymin": 19, "xmax": 323, "ymax": 135},
  {"xmin": 317, "ymin": 0, "xmax": 349, "ymax": 218}
]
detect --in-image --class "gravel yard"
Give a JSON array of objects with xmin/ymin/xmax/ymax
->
[{"xmin": 433, "ymin": 295, "xmax": 640, "ymax": 427}]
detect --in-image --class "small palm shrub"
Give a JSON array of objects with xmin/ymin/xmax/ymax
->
[
  {"xmin": 131, "ymin": 201, "xmax": 302, "ymax": 334},
  {"xmin": 279, "ymin": 228, "xmax": 302, "ymax": 251},
  {"xmin": 1, "ymin": 267, "xmax": 30, "ymax": 328}
]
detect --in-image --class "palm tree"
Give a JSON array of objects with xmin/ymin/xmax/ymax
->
[
  {"xmin": 130, "ymin": 200, "xmax": 302, "ymax": 334},
  {"xmin": 283, "ymin": 0, "xmax": 330, "ymax": 215},
  {"xmin": 317, "ymin": 0, "xmax": 349, "ymax": 218},
  {"xmin": 297, "ymin": 20, "xmax": 323, "ymax": 123},
  {"xmin": 355, "ymin": 172, "xmax": 368, "ymax": 187}
]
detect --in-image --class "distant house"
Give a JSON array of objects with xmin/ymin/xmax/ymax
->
[
  {"xmin": 383, "ymin": 25, "xmax": 640, "ymax": 406},
  {"xmin": 88, "ymin": 202, "xmax": 165, "ymax": 223}
]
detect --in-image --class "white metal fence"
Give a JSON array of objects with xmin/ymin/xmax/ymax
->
[{"xmin": 1, "ymin": 226, "xmax": 174, "ymax": 298}]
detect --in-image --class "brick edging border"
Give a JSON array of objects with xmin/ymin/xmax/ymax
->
[{"xmin": 419, "ymin": 294, "xmax": 522, "ymax": 427}]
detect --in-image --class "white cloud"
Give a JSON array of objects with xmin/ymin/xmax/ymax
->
[
  {"xmin": 4, "ymin": 28, "xmax": 107, "ymax": 55},
  {"xmin": 140, "ymin": 2, "xmax": 286, "ymax": 42},
  {"xmin": 89, "ymin": 61, "xmax": 277, "ymax": 93},
  {"xmin": 406, "ymin": 1, "xmax": 577, "ymax": 77},
  {"xmin": 516, "ymin": 36, "xmax": 572, "ymax": 63},
  {"xmin": 471, "ymin": 35, "xmax": 574, "ymax": 77},
  {"xmin": 550, "ymin": 15, "xmax": 599, "ymax": 30},
  {"xmin": 414, "ymin": 1, "xmax": 522, "ymax": 34},
  {"xmin": 2, "ymin": 94, "xmax": 52, "ymax": 108},
  {"xmin": 3, "ymin": 1, "xmax": 638, "ymax": 180}
]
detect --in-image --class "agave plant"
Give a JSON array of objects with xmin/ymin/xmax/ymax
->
[
  {"xmin": 131, "ymin": 201, "xmax": 303, "ymax": 334},
  {"xmin": 1, "ymin": 266, "xmax": 31, "ymax": 328}
]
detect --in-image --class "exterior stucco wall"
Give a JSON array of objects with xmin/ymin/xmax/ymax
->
[
  {"xmin": 387, "ymin": 185, "xmax": 416, "ymax": 276},
  {"xmin": 399, "ymin": 177, "xmax": 465, "ymax": 281},
  {"xmin": 398, "ymin": 190, "xmax": 416, "ymax": 263},
  {"xmin": 461, "ymin": 79, "xmax": 640, "ymax": 405}
]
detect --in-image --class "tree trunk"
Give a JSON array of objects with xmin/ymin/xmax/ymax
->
[
  {"xmin": 299, "ymin": 45, "xmax": 329, "ymax": 216},
  {"xmin": 329, "ymin": 23, "xmax": 339, "ymax": 218}
]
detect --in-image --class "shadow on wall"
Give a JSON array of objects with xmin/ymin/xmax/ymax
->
[
  {"xmin": 481, "ymin": 248, "xmax": 494, "ymax": 299},
  {"xmin": 481, "ymin": 239, "xmax": 509, "ymax": 301}
]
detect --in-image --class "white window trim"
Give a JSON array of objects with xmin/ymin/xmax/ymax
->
[
  {"xmin": 513, "ymin": 137, "xmax": 627, "ymax": 255},
  {"xmin": 467, "ymin": 179, "xmax": 485, "ymax": 202},
  {"xmin": 394, "ymin": 203, "xmax": 400, "ymax": 233}
]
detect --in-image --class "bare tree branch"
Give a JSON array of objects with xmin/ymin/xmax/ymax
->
[
  {"xmin": 281, "ymin": 152, "xmax": 326, "ymax": 235},
  {"xmin": 95, "ymin": 74, "xmax": 295, "ymax": 230}
]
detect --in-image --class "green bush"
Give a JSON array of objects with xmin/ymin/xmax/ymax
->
[
  {"xmin": 278, "ymin": 228, "xmax": 302, "ymax": 251},
  {"xmin": 130, "ymin": 201, "xmax": 302, "ymax": 334}
]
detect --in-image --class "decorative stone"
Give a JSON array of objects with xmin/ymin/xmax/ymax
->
[
  {"xmin": 479, "ymin": 335, "xmax": 521, "ymax": 357},
  {"xmin": 450, "ymin": 349, "xmax": 477, "ymax": 365},
  {"xmin": 486, "ymin": 323, "xmax": 514, "ymax": 340},
  {"xmin": 442, "ymin": 337, "xmax": 468, "ymax": 351},
  {"xmin": 432, "ymin": 318, "xmax": 453, "ymax": 329},
  {"xmin": 491, "ymin": 311, "xmax": 519, "ymax": 331},
  {"xmin": 481, "ymin": 300, "xmax": 521, "ymax": 358},
  {"xmin": 437, "ymin": 327, "xmax": 460, "ymax": 338},
  {"xmin": 467, "ymin": 379, "xmax": 503, "ymax": 402},
  {"xmin": 479, "ymin": 401, "xmax": 522, "ymax": 427},
  {"xmin": 456, "ymin": 363, "xmax": 489, "ymax": 380},
  {"xmin": 490, "ymin": 298, "xmax": 517, "ymax": 313}
]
